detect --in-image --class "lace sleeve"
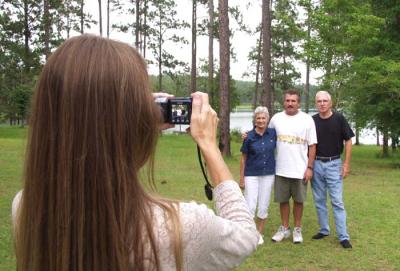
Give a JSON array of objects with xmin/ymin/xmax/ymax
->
[{"xmin": 178, "ymin": 180, "xmax": 258, "ymax": 271}]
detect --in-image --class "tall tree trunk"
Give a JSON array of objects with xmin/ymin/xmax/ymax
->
[
  {"xmin": 376, "ymin": 127, "xmax": 380, "ymax": 146},
  {"xmin": 23, "ymin": 0, "xmax": 31, "ymax": 75},
  {"xmin": 391, "ymin": 135, "xmax": 397, "ymax": 151},
  {"xmin": 98, "ymin": 0, "xmax": 103, "ymax": 36},
  {"xmin": 252, "ymin": 30, "xmax": 262, "ymax": 110},
  {"xmin": 80, "ymin": 0, "xmax": 84, "ymax": 33},
  {"xmin": 43, "ymin": 0, "xmax": 51, "ymax": 59},
  {"xmin": 382, "ymin": 130, "xmax": 389, "ymax": 157},
  {"xmin": 65, "ymin": 4, "xmax": 71, "ymax": 38},
  {"xmin": 282, "ymin": 40, "xmax": 288, "ymax": 90},
  {"xmin": 190, "ymin": 0, "xmax": 197, "ymax": 93},
  {"xmin": 305, "ymin": 58, "xmax": 310, "ymax": 113},
  {"xmin": 143, "ymin": 0, "xmax": 148, "ymax": 58},
  {"xmin": 354, "ymin": 126, "xmax": 359, "ymax": 145},
  {"xmin": 269, "ymin": 0, "xmax": 275, "ymax": 111},
  {"xmin": 261, "ymin": 0, "xmax": 272, "ymax": 112},
  {"xmin": 325, "ymin": 48, "xmax": 333, "ymax": 88},
  {"xmin": 65, "ymin": 15, "xmax": 70, "ymax": 38},
  {"xmin": 218, "ymin": 0, "xmax": 230, "ymax": 156},
  {"xmin": 304, "ymin": 1, "xmax": 311, "ymax": 113},
  {"xmin": 135, "ymin": 0, "xmax": 141, "ymax": 49},
  {"xmin": 304, "ymin": 21, "xmax": 311, "ymax": 113},
  {"xmin": 158, "ymin": 7, "xmax": 162, "ymax": 91},
  {"xmin": 208, "ymin": 0, "xmax": 214, "ymax": 107},
  {"xmin": 107, "ymin": 0, "xmax": 110, "ymax": 37}
]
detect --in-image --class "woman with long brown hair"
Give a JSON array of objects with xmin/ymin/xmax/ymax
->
[{"xmin": 12, "ymin": 34, "xmax": 258, "ymax": 271}]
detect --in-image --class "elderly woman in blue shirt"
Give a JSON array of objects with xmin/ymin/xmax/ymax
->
[{"xmin": 240, "ymin": 106, "xmax": 276, "ymax": 245}]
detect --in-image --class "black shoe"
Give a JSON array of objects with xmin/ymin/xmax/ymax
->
[
  {"xmin": 340, "ymin": 240, "xmax": 353, "ymax": 249},
  {"xmin": 312, "ymin": 233, "xmax": 329, "ymax": 240}
]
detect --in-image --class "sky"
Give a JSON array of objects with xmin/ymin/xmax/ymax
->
[{"xmin": 83, "ymin": 0, "xmax": 322, "ymax": 85}]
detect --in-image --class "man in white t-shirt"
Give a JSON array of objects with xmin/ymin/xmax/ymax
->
[{"xmin": 269, "ymin": 89, "xmax": 317, "ymax": 244}]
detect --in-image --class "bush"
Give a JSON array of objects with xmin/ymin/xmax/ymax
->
[{"xmin": 230, "ymin": 128, "xmax": 243, "ymax": 143}]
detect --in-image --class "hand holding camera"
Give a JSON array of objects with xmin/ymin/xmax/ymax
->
[
  {"xmin": 190, "ymin": 92, "xmax": 232, "ymax": 187},
  {"xmin": 154, "ymin": 91, "xmax": 215, "ymax": 145},
  {"xmin": 189, "ymin": 92, "xmax": 218, "ymax": 149}
]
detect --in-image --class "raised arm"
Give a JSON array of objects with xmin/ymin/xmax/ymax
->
[
  {"xmin": 181, "ymin": 92, "xmax": 258, "ymax": 270},
  {"xmin": 189, "ymin": 92, "xmax": 233, "ymax": 186}
]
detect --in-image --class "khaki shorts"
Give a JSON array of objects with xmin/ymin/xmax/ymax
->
[{"xmin": 274, "ymin": 175, "xmax": 307, "ymax": 203}]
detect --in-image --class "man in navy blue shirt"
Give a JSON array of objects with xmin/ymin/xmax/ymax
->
[{"xmin": 240, "ymin": 106, "xmax": 277, "ymax": 245}]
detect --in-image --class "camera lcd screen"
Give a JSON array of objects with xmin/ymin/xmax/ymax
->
[{"xmin": 171, "ymin": 102, "xmax": 191, "ymax": 124}]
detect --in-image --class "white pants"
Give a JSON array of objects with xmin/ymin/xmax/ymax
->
[{"xmin": 244, "ymin": 175, "xmax": 275, "ymax": 219}]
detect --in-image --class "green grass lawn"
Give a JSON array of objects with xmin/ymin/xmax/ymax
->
[{"xmin": 1, "ymin": 126, "xmax": 399, "ymax": 270}]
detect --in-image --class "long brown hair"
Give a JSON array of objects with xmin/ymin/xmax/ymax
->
[{"xmin": 15, "ymin": 35, "xmax": 182, "ymax": 271}]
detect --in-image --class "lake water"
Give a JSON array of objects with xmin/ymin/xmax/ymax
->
[{"xmin": 166, "ymin": 111, "xmax": 378, "ymax": 145}]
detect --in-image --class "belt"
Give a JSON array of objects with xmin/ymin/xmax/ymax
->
[{"xmin": 315, "ymin": 155, "xmax": 340, "ymax": 162}]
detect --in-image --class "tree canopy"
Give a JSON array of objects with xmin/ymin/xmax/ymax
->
[{"xmin": 0, "ymin": 0, "xmax": 399, "ymax": 155}]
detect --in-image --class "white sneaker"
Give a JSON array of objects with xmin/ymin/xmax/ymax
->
[
  {"xmin": 271, "ymin": 225, "xmax": 291, "ymax": 242},
  {"xmin": 258, "ymin": 234, "xmax": 264, "ymax": 245},
  {"xmin": 293, "ymin": 227, "xmax": 303, "ymax": 244}
]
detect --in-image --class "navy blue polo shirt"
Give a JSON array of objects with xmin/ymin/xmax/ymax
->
[{"xmin": 240, "ymin": 128, "xmax": 276, "ymax": 176}]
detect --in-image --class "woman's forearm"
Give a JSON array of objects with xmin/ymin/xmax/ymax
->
[{"xmin": 200, "ymin": 145, "xmax": 233, "ymax": 187}]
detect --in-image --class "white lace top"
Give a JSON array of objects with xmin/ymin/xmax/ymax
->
[
  {"xmin": 12, "ymin": 180, "xmax": 258, "ymax": 270},
  {"xmin": 155, "ymin": 180, "xmax": 258, "ymax": 270}
]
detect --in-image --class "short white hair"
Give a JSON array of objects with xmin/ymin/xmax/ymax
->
[
  {"xmin": 315, "ymin": 90, "xmax": 332, "ymax": 101},
  {"xmin": 253, "ymin": 106, "xmax": 269, "ymax": 120}
]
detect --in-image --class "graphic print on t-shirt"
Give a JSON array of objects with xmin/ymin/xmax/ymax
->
[{"xmin": 277, "ymin": 134, "xmax": 306, "ymax": 145}]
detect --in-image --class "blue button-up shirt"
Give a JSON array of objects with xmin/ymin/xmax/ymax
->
[{"xmin": 240, "ymin": 128, "xmax": 276, "ymax": 176}]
